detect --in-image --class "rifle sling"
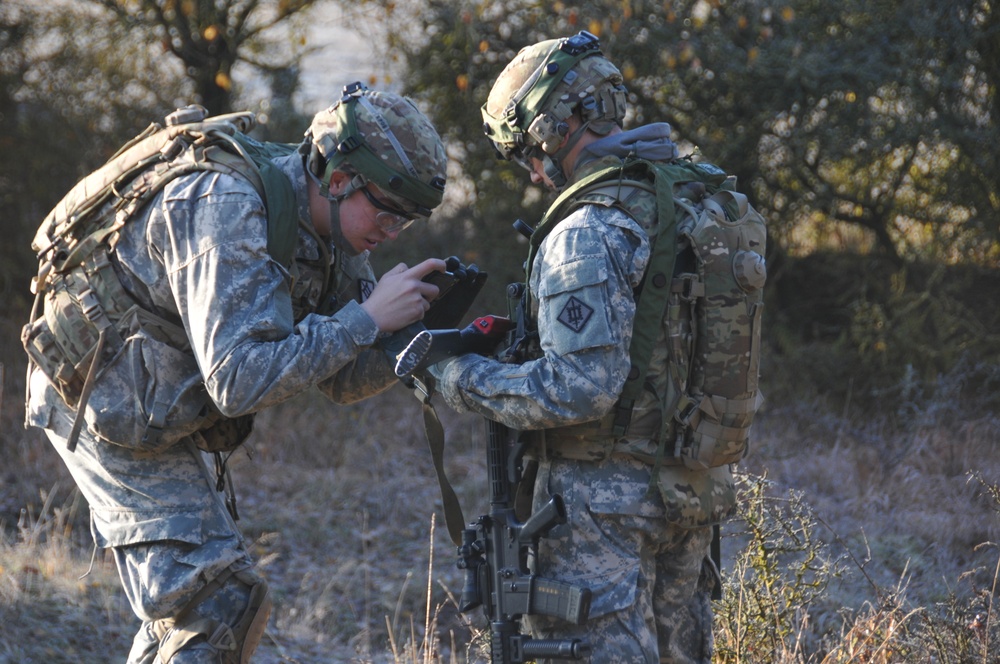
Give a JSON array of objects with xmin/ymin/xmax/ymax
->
[{"xmin": 413, "ymin": 379, "xmax": 466, "ymax": 546}]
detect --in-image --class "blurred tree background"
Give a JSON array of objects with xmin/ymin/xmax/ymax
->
[
  {"xmin": 0, "ymin": 0, "xmax": 319, "ymax": 314},
  {"xmin": 384, "ymin": 0, "xmax": 1000, "ymax": 419},
  {"xmin": 2, "ymin": 0, "xmax": 1000, "ymax": 421}
]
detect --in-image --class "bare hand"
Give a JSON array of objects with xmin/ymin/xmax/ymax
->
[{"xmin": 360, "ymin": 258, "xmax": 448, "ymax": 332}]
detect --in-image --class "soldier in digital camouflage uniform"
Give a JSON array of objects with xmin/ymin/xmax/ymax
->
[
  {"xmin": 24, "ymin": 84, "xmax": 449, "ymax": 663},
  {"xmin": 430, "ymin": 33, "xmax": 750, "ymax": 663}
]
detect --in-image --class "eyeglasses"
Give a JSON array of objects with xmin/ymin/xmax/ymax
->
[{"xmin": 359, "ymin": 186, "xmax": 416, "ymax": 233}]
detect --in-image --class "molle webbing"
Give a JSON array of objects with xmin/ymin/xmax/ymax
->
[
  {"xmin": 24, "ymin": 107, "xmax": 305, "ymax": 453},
  {"xmin": 524, "ymin": 158, "xmax": 727, "ymax": 434},
  {"xmin": 521, "ymin": 157, "xmax": 765, "ymax": 471}
]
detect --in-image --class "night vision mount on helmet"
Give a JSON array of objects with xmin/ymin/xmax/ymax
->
[{"xmin": 482, "ymin": 30, "xmax": 628, "ymax": 188}]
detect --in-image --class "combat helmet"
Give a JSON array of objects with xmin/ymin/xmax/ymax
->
[
  {"xmin": 303, "ymin": 82, "xmax": 447, "ymax": 227},
  {"xmin": 482, "ymin": 31, "xmax": 627, "ymax": 188}
]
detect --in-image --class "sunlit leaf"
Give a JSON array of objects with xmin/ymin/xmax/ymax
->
[{"xmin": 214, "ymin": 71, "xmax": 231, "ymax": 91}]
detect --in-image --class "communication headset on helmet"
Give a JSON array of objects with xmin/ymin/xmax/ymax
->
[{"xmin": 481, "ymin": 31, "xmax": 627, "ymax": 188}]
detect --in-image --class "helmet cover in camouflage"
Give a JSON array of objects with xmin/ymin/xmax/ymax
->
[
  {"xmin": 482, "ymin": 31, "xmax": 627, "ymax": 162},
  {"xmin": 305, "ymin": 83, "xmax": 447, "ymax": 217}
]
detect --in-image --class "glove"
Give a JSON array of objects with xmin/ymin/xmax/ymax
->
[{"xmin": 395, "ymin": 315, "xmax": 514, "ymax": 379}]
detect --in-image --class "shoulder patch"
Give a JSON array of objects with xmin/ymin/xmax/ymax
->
[{"xmin": 557, "ymin": 296, "xmax": 594, "ymax": 333}]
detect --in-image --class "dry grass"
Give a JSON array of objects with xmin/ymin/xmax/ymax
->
[{"xmin": 2, "ymin": 353, "xmax": 999, "ymax": 662}]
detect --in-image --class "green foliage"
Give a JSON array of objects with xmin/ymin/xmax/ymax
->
[
  {"xmin": 764, "ymin": 251, "xmax": 1000, "ymax": 416},
  {"xmin": 716, "ymin": 472, "xmax": 850, "ymax": 661},
  {"xmin": 0, "ymin": 0, "xmax": 319, "ymax": 332},
  {"xmin": 395, "ymin": 0, "xmax": 999, "ymax": 269},
  {"xmin": 715, "ymin": 471, "xmax": 1000, "ymax": 663},
  {"xmin": 87, "ymin": 0, "xmax": 323, "ymax": 115}
]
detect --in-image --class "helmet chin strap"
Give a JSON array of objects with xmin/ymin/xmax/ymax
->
[
  {"xmin": 310, "ymin": 164, "xmax": 367, "ymax": 257},
  {"xmin": 325, "ymin": 192, "xmax": 363, "ymax": 257},
  {"xmin": 540, "ymin": 120, "xmax": 591, "ymax": 190}
]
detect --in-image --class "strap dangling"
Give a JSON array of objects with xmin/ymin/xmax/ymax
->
[{"xmin": 411, "ymin": 377, "xmax": 466, "ymax": 546}]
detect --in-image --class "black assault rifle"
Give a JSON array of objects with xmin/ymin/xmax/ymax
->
[
  {"xmin": 456, "ymin": 419, "xmax": 593, "ymax": 662},
  {"xmin": 396, "ymin": 317, "xmax": 593, "ymax": 663}
]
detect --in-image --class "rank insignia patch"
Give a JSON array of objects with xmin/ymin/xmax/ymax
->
[
  {"xmin": 557, "ymin": 296, "xmax": 594, "ymax": 333},
  {"xmin": 359, "ymin": 279, "xmax": 375, "ymax": 301}
]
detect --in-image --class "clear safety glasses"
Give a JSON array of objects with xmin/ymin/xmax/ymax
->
[
  {"xmin": 507, "ymin": 143, "xmax": 542, "ymax": 172},
  {"xmin": 359, "ymin": 186, "xmax": 415, "ymax": 234}
]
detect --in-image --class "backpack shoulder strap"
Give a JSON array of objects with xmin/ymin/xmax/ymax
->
[
  {"xmin": 216, "ymin": 133, "xmax": 300, "ymax": 268},
  {"xmin": 612, "ymin": 159, "xmax": 730, "ymax": 435},
  {"xmin": 33, "ymin": 109, "xmax": 302, "ymax": 288},
  {"xmin": 520, "ymin": 158, "xmax": 729, "ymax": 436},
  {"xmin": 524, "ymin": 162, "xmax": 628, "ymax": 285}
]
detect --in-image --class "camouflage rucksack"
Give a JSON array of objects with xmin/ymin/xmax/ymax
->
[
  {"xmin": 22, "ymin": 105, "xmax": 301, "ymax": 451},
  {"xmin": 520, "ymin": 156, "xmax": 767, "ymax": 470}
]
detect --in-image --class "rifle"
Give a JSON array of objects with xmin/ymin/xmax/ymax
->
[
  {"xmin": 396, "ymin": 318, "xmax": 592, "ymax": 662},
  {"xmin": 397, "ymin": 221, "xmax": 592, "ymax": 661},
  {"xmin": 457, "ymin": 418, "xmax": 592, "ymax": 663}
]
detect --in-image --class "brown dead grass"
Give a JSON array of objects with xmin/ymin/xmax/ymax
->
[{"xmin": 1, "ymin": 356, "xmax": 998, "ymax": 662}]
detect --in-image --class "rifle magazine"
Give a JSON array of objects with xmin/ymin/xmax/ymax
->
[{"xmin": 530, "ymin": 577, "xmax": 592, "ymax": 625}]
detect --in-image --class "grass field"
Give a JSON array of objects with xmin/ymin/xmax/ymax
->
[{"xmin": 2, "ymin": 351, "xmax": 999, "ymax": 662}]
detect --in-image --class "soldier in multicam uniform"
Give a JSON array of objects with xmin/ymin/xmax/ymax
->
[
  {"xmin": 24, "ymin": 85, "xmax": 449, "ymax": 663},
  {"xmin": 429, "ymin": 33, "xmax": 745, "ymax": 663}
]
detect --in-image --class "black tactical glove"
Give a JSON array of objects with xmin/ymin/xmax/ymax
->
[{"xmin": 394, "ymin": 315, "xmax": 514, "ymax": 379}]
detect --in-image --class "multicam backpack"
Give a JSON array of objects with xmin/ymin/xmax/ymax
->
[
  {"xmin": 22, "ymin": 105, "xmax": 302, "ymax": 452},
  {"xmin": 520, "ymin": 156, "xmax": 767, "ymax": 470}
]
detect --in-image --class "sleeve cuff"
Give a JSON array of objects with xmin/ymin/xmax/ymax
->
[
  {"xmin": 434, "ymin": 353, "xmax": 489, "ymax": 412},
  {"xmin": 336, "ymin": 300, "xmax": 380, "ymax": 347}
]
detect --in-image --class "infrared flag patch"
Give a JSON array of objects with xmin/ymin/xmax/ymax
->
[{"xmin": 557, "ymin": 296, "xmax": 594, "ymax": 333}]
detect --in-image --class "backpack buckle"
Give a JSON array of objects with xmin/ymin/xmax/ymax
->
[
  {"xmin": 612, "ymin": 399, "xmax": 634, "ymax": 437},
  {"xmin": 673, "ymin": 274, "xmax": 704, "ymax": 301},
  {"xmin": 675, "ymin": 395, "xmax": 700, "ymax": 426}
]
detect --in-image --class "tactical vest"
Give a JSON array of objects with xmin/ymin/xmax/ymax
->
[
  {"xmin": 22, "ymin": 106, "xmax": 319, "ymax": 453},
  {"xmin": 511, "ymin": 156, "xmax": 766, "ymax": 471}
]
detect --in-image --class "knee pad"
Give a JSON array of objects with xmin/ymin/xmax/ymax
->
[{"xmin": 153, "ymin": 566, "xmax": 272, "ymax": 663}]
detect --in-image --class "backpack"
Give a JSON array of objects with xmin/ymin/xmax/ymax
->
[
  {"xmin": 519, "ymin": 157, "xmax": 766, "ymax": 470},
  {"xmin": 22, "ymin": 105, "xmax": 302, "ymax": 451}
]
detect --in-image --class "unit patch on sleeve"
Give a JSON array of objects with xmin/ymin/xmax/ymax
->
[
  {"xmin": 359, "ymin": 279, "xmax": 375, "ymax": 302},
  {"xmin": 557, "ymin": 296, "xmax": 594, "ymax": 333}
]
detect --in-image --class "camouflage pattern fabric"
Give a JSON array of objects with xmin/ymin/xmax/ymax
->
[
  {"xmin": 523, "ymin": 456, "xmax": 715, "ymax": 664},
  {"xmin": 432, "ymin": 200, "xmax": 643, "ymax": 429},
  {"xmin": 24, "ymin": 149, "xmax": 397, "ymax": 660},
  {"xmin": 482, "ymin": 38, "xmax": 627, "ymax": 142},
  {"xmin": 306, "ymin": 87, "xmax": 447, "ymax": 217},
  {"xmin": 431, "ymin": 122, "xmax": 739, "ymax": 661}
]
